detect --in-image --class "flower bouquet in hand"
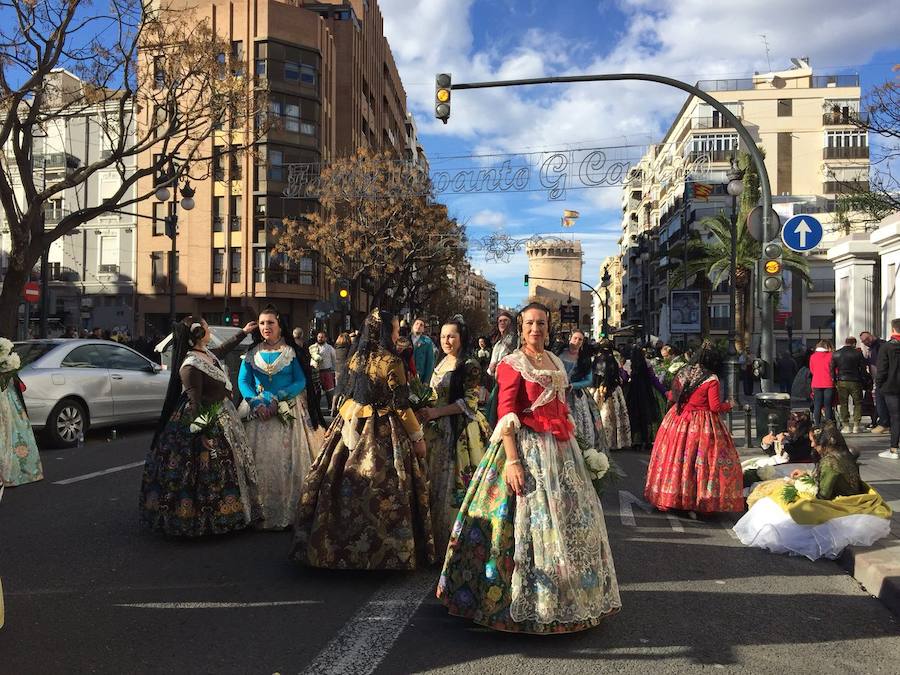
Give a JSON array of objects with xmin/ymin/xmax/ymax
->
[
  {"xmin": 0, "ymin": 338, "xmax": 21, "ymax": 392},
  {"xmin": 577, "ymin": 434, "xmax": 623, "ymax": 498},
  {"xmin": 189, "ymin": 401, "xmax": 225, "ymax": 436},
  {"xmin": 781, "ymin": 473, "xmax": 818, "ymax": 503},
  {"xmin": 275, "ymin": 398, "xmax": 296, "ymax": 426},
  {"xmin": 408, "ymin": 378, "xmax": 436, "ymax": 412}
]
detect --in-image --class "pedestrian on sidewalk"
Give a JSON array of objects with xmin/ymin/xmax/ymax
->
[
  {"xmin": 310, "ymin": 331, "xmax": 337, "ymax": 411},
  {"xmin": 861, "ymin": 331, "xmax": 890, "ymax": 433},
  {"xmin": 411, "ymin": 318, "xmax": 436, "ymax": 385},
  {"xmin": 831, "ymin": 336, "xmax": 868, "ymax": 433},
  {"xmin": 809, "ymin": 340, "xmax": 835, "ymax": 425},
  {"xmin": 875, "ymin": 319, "xmax": 900, "ymax": 460}
]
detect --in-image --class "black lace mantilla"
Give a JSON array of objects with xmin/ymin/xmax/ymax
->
[{"xmin": 348, "ymin": 350, "xmax": 412, "ymax": 410}]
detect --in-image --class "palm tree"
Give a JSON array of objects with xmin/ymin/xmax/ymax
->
[{"xmin": 668, "ymin": 212, "xmax": 810, "ymax": 351}]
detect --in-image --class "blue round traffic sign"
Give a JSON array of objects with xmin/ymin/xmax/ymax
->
[{"xmin": 781, "ymin": 214, "xmax": 823, "ymax": 252}]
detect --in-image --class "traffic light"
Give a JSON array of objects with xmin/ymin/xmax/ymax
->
[
  {"xmin": 223, "ymin": 308, "xmax": 232, "ymax": 325},
  {"xmin": 164, "ymin": 213, "xmax": 178, "ymax": 239},
  {"xmin": 435, "ymin": 73, "xmax": 451, "ymax": 124},
  {"xmin": 523, "ymin": 274, "xmax": 529, "ymax": 287},
  {"xmin": 336, "ymin": 278, "xmax": 350, "ymax": 308},
  {"xmin": 761, "ymin": 240, "xmax": 783, "ymax": 293}
]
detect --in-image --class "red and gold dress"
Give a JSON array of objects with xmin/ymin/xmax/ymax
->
[{"xmin": 644, "ymin": 373, "xmax": 743, "ymax": 513}]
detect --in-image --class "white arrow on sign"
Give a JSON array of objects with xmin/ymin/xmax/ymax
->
[{"xmin": 795, "ymin": 219, "xmax": 813, "ymax": 249}]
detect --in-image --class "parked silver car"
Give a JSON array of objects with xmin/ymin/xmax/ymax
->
[{"xmin": 16, "ymin": 339, "xmax": 169, "ymax": 447}]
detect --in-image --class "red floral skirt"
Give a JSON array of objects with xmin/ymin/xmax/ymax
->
[{"xmin": 644, "ymin": 407, "xmax": 743, "ymax": 513}]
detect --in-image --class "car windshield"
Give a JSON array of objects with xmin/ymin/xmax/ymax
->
[{"xmin": 13, "ymin": 341, "xmax": 57, "ymax": 367}]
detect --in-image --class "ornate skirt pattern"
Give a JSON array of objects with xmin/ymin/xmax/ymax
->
[
  {"xmin": 567, "ymin": 389, "xmax": 606, "ymax": 450},
  {"xmin": 243, "ymin": 392, "xmax": 322, "ymax": 530},
  {"xmin": 426, "ymin": 411, "xmax": 489, "ymax": 554},
  {"xmin": 0, "ymin": 386, "xmax": 43, "ymax": 487},
  {"xmin": 140, "ymin": 399, "xmax": 262, "ymax": 537},
  {"xmin": 596, "ymin": 387, "xmax": 631, "ymax": 451},
  {"xmin": 644, "ymin": 407, "xmax": 743, "ymax": 513},
  {"xmin": 290, "ymin": 413, "xmax": 436, "ymax": 570},
  {"xmin": 437, "ymin": 428, "xmax": 621, "ymax": 634}
]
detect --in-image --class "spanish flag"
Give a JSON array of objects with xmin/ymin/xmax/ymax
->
[
  {"xmin": 562, "ymin": 209, "xmax": 580, "ymax": 227},
  {"xmin": 692, "ymin": 183, "xmax": 712, "ymax": 201}
]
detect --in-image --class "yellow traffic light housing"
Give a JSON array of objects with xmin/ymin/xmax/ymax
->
[
  {"xmin": 435, "ymin": 73, "xmax": 451, "ymax": 124},
  {"xmin": 762, "ymin": 241, "xmax": 784, "ymax": 293}
]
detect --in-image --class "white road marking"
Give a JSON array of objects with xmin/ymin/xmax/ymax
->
[
  {"xmin": 53, "ymin": 460, "xmax": 144, "ymax": 485},
  {"xmin": 721, "ymin": 521, "xmax": 740, "ymax": 539},
  {"xmin": 638, "ymin": 458, "xmax": 649, "ymax": 466},
  {"xmin": 116, "ymin": 601, "xmax": 320, "ymax": 609},
  {"xmin": 301, "ymin": 572, "xmax": 435, "ymax": 675},
  {"xmin": 665, "ymin": 513, "xmax": 685, "ymax": 533},
  {"xmin": 618, "ymin": 490, "xmax": 653, "ymax": 527}
]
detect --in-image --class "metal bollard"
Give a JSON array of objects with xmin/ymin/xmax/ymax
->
[{"xmin": 744, "ymin": 404, "xmax": 753, "ymax": 448}]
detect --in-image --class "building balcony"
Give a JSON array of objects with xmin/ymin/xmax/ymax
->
[
  {"xmin": 823, "ymin": 180, "xmax": 870, "ymax": 194},
  {"xmin": 694, "ymin": 116, "xmax": 740, "ymax": 130},
  {"xmin": 811, "ymin": 75, "xmax": 859, "ymax": 88},
  {"xmin": 686, "ymin": 149, "xmax": 734, "ymax": 164},
  {"xmin": 36, "ymin": 153, "xmax": 81, "ymax": 171},
  {"xmin": 697, "ymin": 78, "xmax": 754, "ymax": 92},
  {"xmin": 97, "ymin": 264, "xmax": 120, "ymax": 275},
  {"xmin": 823, "ymin": 146, "xmax": 869, "ymax": 160},
  {"xmin": 822, "ymin": 111, "xmax": 867, "ymax": 126}
]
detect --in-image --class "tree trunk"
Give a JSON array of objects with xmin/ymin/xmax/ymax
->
[{"xmin": 0, "ymin": 260, "xmax": 29, "ymax": 338}]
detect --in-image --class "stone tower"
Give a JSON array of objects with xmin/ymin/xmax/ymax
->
[{"xmin": 525, "ymin": 238, "xmax": 593, "ymax": 331}]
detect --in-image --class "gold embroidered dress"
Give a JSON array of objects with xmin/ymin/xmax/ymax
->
[
  {"xmin": 425, "ymin": 356, "xmax": 490, "ymax": 553},
  {"xmin": 290, "ymin": 348, "xmax": 435, "ymax": 570}
]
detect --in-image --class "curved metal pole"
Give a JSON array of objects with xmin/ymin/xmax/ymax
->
[{"xmin": 452, "ymin": 72, "xmax": 775, "ymax": 391}]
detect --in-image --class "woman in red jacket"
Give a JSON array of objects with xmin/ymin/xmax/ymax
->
[
  {"xmin": 809, "ymin": 340, "xmax": 835, "ymax": 425},
  {"xmin": 645, "ymin": 342, "xmax": 742, "ymax": 514}
]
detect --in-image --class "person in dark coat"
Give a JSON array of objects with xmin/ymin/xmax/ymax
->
[
  {"xmin": 875, "ymin": 318, "xmax": 900, "ymax": 460},
  {"xmin": 331, "ymin": 331, "xmax": 352, "ymax": 416},
  {"xmin": 775, "ymin": 352, "xmax": 798, "ymax": 394}
]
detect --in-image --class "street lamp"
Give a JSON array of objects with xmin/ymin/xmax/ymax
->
[
  {"xmin": 601, "ymin": 264, "xmax": 611, "ymax": 336},
  {"xmin": 723, "ymin": 156, "xmax": 745, "ymax": 413},
  {"xmin": 633, "ymin": 232, "xmax": 652, "ymax": 345},
  {"xmin": 154, "ymin": 162, "xmax": 195, "ymax": 326}
]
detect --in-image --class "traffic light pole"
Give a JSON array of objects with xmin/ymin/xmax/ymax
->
[{"xmin": 449, "ymin": 72, "xmax": 776, "ymax": 392}]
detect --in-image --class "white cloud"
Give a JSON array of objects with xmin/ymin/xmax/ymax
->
[{"xmin": 469, "ymin": 209, "xmax": 508, "ymax": 228}]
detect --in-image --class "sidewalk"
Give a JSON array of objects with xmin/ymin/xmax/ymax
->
[{"xmin": 733, "ymin": 412, "xmax": 900, "ymax": 615}]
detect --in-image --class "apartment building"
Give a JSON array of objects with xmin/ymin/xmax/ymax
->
[
  {"xmin": 619, "ymin": 58, "xmax": 867, "ymax": 350},
  {"xmin": 0, "ymin": 69, "xmax": 138, "ymax": 336},
  {"xmin": 136, "ymin": 0, "xmax": 424, "ymax": 335}
]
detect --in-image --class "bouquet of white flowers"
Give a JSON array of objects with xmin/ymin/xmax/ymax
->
[
  {"xmin": 276, "ymin": 399, "xmax": 296, "ymax": 426},
  {"xmin": 577, "ymin": 434, "xmax": 622, "ymax": 498},
  {"xmin": 189, "ymin": 401, "xmax": 224, "ymax": 436},
  {"xmin": 0, "ymin": 337, "xmax": 22, "ymax": 391},
  {"xmin": 781, "ymin": 473, "xmax": 819, "ymax": 503}
]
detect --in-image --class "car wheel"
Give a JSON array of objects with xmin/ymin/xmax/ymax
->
[{"xmin": 47, "ymin": 398, "xmax": 88, "ymax": 448}]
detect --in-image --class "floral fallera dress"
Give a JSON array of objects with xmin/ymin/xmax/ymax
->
[
  {"xmin": 0, "ymin": 383, "xmax": 43, "ymax": 487},
  {"xmin": 425, "ymin": 356, "xmax": 490, "ymax": 553},
  {"xmin": 645, "ymin": 373, "xmax": 743, "ymax": 513},
  {"xmin": 140, "ymin": 345, "xmax": 262, "ymax": 537},
  {"xmin": 437, "ymin": 350, "xmax": 621, "ymax": 634}
]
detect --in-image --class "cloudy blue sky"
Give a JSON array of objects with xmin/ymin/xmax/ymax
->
[{"xmin": 380, "ymin": 0, "xmax": 900, "ymax": 307}]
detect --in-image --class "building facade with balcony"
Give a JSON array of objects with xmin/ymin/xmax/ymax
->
[
  {"xmin": 136, "ymin": 0, "xmax": 424, "ymax": 336},
  {"xmin": 0, "ymin": 69, "xmax": 138, "ymax": 336},
  {"xmin": 619, "ymin": 58, "xmax": 867, "ymax": 351}
]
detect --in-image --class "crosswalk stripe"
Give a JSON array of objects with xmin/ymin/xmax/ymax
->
[{"xmin": 53, "ymin": 460, "xmax": 145, "ymax": 485}]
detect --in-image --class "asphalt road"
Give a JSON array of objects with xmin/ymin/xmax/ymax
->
[{"xmin": 2, "ymin": 428, "xmax": 899, "ymax": 674}]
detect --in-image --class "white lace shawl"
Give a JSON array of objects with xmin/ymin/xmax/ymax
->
[
  {"xmin": 490, "ymin": 349, "xmax": 570, "ymax": 443},
  {"xmin": 181, "ymin": 351, "xmax": 232, "ymax": 392},
  {"xmin": 246, "ymin": 343, "xmax": 296, "ymax": 377}
]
